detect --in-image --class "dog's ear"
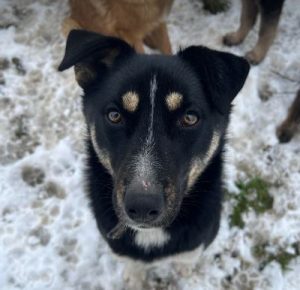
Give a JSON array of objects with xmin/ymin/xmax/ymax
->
[
  {"xmin": 178, "ymin": 46, "xmax": 250, "ymax": 114},
  {"xmin": 58, "ymin": 30, "xmax": 135, "ymax": 88}
]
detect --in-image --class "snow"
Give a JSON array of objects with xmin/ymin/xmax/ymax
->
[{"xmin": 0, "ymin": 0, "xmax": 299, "ymax": 289}]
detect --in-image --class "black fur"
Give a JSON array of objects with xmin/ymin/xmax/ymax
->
[
  {"xmin": 86, "ymin": 138, "xmax": 225, "ymax": 261},
  {"xmin": 260, "ymin": 0, "xmax": 285, "ymax": 13},
  {"xmin": 59, "ymin": 30, "xmax": 249, "ymax": 263}
]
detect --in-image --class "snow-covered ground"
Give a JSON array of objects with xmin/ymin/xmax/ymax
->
[{"xmin": 0, "ymin": 0, "xmax": 299, "ymax": 289}]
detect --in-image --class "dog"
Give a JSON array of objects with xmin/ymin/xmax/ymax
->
[
  {"xmin": 62, "ymin": 0, "xmax": 173, "ymax": 54},
  {"xmin": 223, "ymin": 0, "xmax": 285, "ymax": 64},
  {"xmin": 276, "ymin": 89, "xmax": 300, "ymax": 143},
  {"xmin": 58, "ymin": 30, "xmax": 249, "ymax": 285}
]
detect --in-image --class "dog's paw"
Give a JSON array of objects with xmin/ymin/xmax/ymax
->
[
  {"xmin": 276, "ymin": 122, "xmax": 296, "ymax": 143},
  {"xmin": 245, "ymin": 50, "xmax": 264, "ymax": 65},
  {"xmin": 223, "ymin": 32, "xmax": 243, "ymax": 46}
]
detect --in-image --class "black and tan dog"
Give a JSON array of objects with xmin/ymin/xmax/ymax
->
[
  {"xmin": 59, "ymin": 30, "xmax": 249, "ymax": 285},
  {"xmin": 223, "ymin": 0, "xmax": 285, "ymax": 64}
]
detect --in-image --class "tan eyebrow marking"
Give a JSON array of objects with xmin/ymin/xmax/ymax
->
[
  {"xmin": 165, "ymin": 92, "xmax": 183, "ymax": 111},
  {"xmin": 122, "ymin": 91, "xmax": 139, "ymax": 112}
]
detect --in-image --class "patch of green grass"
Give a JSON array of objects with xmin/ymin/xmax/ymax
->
[
  {"xmin": 228, "ymin": 177, "xmax": 273, "ymax": 229},
  {"xmin": 253, "ymin": 243, "xmax": 299, "ymax": 271}
]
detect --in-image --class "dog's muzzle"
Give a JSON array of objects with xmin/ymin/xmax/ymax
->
[{"xmin": 124, "ymin": 179, "xmax": 164, "ymax": 225}]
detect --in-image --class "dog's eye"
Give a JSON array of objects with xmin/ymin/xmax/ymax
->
[
  {"xmin": 180, "ymin": 112, "xmax": 199, "ymax": 127},
  {"xmin": 107, "ymin": 110, "xmax": 122, "ymax": 124}
]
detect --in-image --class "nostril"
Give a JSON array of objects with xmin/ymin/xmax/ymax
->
[
  {"xmin": 128, "ymin": 208, "xmax": 137, "ymax": 217},
  {"xmin": 125, "ymin": 191, "xmax": 164, "ymax": 222},
  {"xmin": 148, "ymin": 210, "xmax": 159, "ymax": 217}
]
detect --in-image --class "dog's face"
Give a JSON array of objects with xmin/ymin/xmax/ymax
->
[{"xmin": 59, "ymin": 30, "xmax": 249, "ymax": 231}]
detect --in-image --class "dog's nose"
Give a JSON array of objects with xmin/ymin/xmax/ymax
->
[{"xmin": 124, "ymin": 191, "xmax": 164, "ymax": 223}]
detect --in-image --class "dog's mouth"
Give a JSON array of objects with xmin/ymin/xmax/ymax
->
[
  {"xmin": 106, "ymin": 214, "xmax": 157, "ymax": 240},
  {"xmin": 107, "ymin": 179, "xmax": 183, "ymax": 239},
  {"xmin": 106, "ymin": 215, "xmax": 172, "ymax": 240},
  {"xmin": 118, "ymin": 207, "xmax": 174, "ymax": 230}
]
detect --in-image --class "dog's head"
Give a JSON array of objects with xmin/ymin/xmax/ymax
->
[{"xmin": 59, "ymin": 30, "xmax": 249, "ymax": 231}]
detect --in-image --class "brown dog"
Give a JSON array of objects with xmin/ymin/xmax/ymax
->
[
  {"xmin": 277, "ymin": 89, "xmax": 300, "ymax": 143},
  {"xmin": 63, "ymin": 0, "xmax": 173, "ymax": 54},
  {"xmin": 223, "ymin": 0, "xmax": 285, "ymax": 64}
]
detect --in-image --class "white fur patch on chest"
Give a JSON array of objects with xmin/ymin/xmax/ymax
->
[{"xmin": 134, "ymin": 228, "xmax": 170, "ymax": 251}]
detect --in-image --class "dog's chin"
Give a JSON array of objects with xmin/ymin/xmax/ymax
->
[
  {"xmin": 127, "ymin": 224, "xmax": 152, "ymax": 231},
  {"xmin": 121, "ymin": 217, "xmax": 156, "ymax": 230},
  {"xmin": 123, "ymin": 213, "xmax": 177, "ymax": 231}
]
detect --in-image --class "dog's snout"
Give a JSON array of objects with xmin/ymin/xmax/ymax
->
[
  {"xmin": 125, "ymin": 193, "xmax": 164, "ymax": 223},
  {"xmin": 124, "ymin": 181, "xmax": 164, "ymax": 223}
]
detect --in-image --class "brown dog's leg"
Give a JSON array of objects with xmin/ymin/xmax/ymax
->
[
  {"xmin": 245, "ymin": 3, "xmax": 284, "ymax": 64},
  {"xmin": 223, "ymin": 0, "xmax": 258, "ymax": 46},
  {"xmin": 144, "ymin": 22, "xmax": 172, "ymax": 54},
  {"xmin": 276, "ymin": 90, "xmax": 300, "ymax": 143}
]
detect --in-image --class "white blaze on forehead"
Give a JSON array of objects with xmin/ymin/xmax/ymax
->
[
  {"xmin": 134, "ymin": 228, "xmax": 170, "ymax": 251},
  {"xmin": 146, "ymin": 75, "xmax": 158, "ymax": 146},
  {"xmin": 133, "ymin": 75, "xmax": 158, "ymax": 184},
  {"xmin": 187, "ymin": 131, "xmax": 221, "ymax": 189},
  {"xmin": 122, "ymin": 91, "xmax": 139, "ymax": 112},
  {"xmin": 165, "ymin": 92, "xmax": 183, "ymax": 111},
  {"xmin": 90, "ymin": 124, "xmax": 113, "ymax": 175},
  {"xmin": 133, "ymin": 145, "xmax": 155, "ymax": 180}
]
